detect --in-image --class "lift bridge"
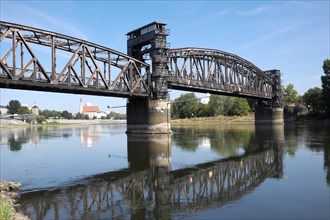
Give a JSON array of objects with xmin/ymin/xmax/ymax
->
[{"xmin": 0, "ymin": 21, "xmax": 284, "ymax": 133}]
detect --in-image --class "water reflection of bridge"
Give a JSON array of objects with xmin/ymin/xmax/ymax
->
[{"xmin": 18, "ymin": 128, "xmax": 284, "ymax": 220}]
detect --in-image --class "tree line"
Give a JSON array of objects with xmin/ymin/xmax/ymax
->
[
  {"xmin": 171, "ymin": 93, "xmax": 251, "ymax": 118},
  {"xmin": 4, "ymin": 100, "xmax": 126, "ymax": 123}
]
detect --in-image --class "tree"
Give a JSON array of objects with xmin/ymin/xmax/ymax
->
[
  {"xmin": 321, "ymin": 59, "xmax": 330, "ymax": 114},
  {"xmin": 51, "ymin": 110, "xmax": 61, "ymax": 119},
  {"xmin": 36, "ymin": 115, "xmax": 46, "ymax": 124},
  {"xmin": 40, "ymin": 109, "xmax": 51, "ymax": 119},
  {"xmin": 208, "ymin": 95, "xmax": 235, "ymax": 116},
  {"xmin": 303, "ymin": 87, "xmax": 322, "ymax": 113},
  {"xmin": 108, "ymin": 111, "xmax": 126, "ymax": 119},
  {"xmin": 208, "ymin": 94, "xmax": 225, "ymax": 116},
  {"xmin": 61, "ymin": 110, "xmax": 73, "ymax": 119},
  {"xmin": 171, "ymin": 93, "xmax": 199, "ymax": 118},
  {"xmin": 75, "ymin": 112, "xmax": 84, "ymax": 119},
  {"xmin": 17, "ymin": 106, "xmax": 32, "ymax": 114},
  {"xmin": 196, "ymin": 102, "xmax": 211, "ymax": 117},
  {"xmin": 228, "ymin": 98, "xmax": 251, "ymax": 116},
  {"xmin": 283, "ymin": 84, "xmax": 301, "ymax": 106},
  {"xmin": 7, "ymin": 100, "xmax": 21, "ymax": 114}
]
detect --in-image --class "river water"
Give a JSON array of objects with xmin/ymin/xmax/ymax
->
[{"xmin": 0, "ymin": 122, "xmax": 329, "ymax": 219}]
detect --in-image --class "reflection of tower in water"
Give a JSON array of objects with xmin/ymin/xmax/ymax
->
[
  {"xmin": 255, "ymin": 124, "xmax": 284, "ymax": 179},
  {"xmin": 127, "ymin": 134, "xmax": 172, "ymax": 170},
  {"xmin": 127, "ymin": 134, "xmax": 172, "ymax": 219}
]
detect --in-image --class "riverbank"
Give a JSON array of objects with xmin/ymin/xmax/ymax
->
[
  {"xmin": 0, "ymin": 119, "xmax": 126, "ymax": 127},
  {"xmin": 2, "ymin": 114, "xmax": 329, "ymax": 128},
  {"xmin": 171, "ymin": 114, "xmax": 255, "ymax": 124},
  {"xmin": 0, "ymin": 180, "xmax": 29, "ymax": 220}
]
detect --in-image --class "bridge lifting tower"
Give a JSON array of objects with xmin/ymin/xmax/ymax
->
[
  {"xmin": 255, "ymin": 69, "xmax": 284, "ymax": 125},
  {"xmin": 126, "ymin": 22, "xmax": 172, "ymax": 133}
]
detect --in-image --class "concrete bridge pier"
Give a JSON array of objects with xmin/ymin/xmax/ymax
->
[
  {"xmin": 127, "ymin": 97, "xmax": 172, "ymax": 134},
  {"xmin": 255, "ymin": 107, "xmax": 284, "ymax": 125}
]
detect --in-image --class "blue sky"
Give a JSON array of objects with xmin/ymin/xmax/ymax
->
[{"xmin": 0, "ymin": 0, "xmax": 329, "ymax": 113}]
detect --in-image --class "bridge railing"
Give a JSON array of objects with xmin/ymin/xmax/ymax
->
[{"xmin": 0, "ymin": 21, "xmax": 151, "ymax": 97}]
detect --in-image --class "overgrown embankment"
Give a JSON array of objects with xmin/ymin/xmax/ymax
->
[
  {"xmin": 0, "ymin": 180, "xmax": 30, "ymax": 220},
  {"xmin": 171, "ymin": 114, "xmax": 254, "ymax": 124}
]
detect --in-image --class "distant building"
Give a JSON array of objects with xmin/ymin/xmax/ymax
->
[
  {"xmin": 0, "ymin": 105, "xmax": 8, "ymax": 115},
  {"xmin": 31, "ymin": 104, "xmax": 39, "ymax": 116},
  {"xmin": 79, "ymin": 98, "xmax": 107, "ymax": 119},
  {"xmin": 200, "ymin": 93, "xmax": 210, "ymax": 104}
]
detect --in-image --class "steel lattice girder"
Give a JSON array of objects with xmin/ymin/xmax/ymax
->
[
  {"xmin": 166, "ymin": 48, "xmax": 273, "ymax": 100},
  {"xmin": 0, "ymin": 21, "xmax": 151, "ymax": 97}
]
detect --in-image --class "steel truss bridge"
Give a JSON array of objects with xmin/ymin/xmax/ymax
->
[
  {"xmin": 0, "ymin": 21, "xmax": 276, "ymax": 100},
  {"xmin": 0, "ymin": 22, "xmax": 150, "ymax": 97},
  {"xmin": 18, "ymin": 146, "xmax": 283, "ymax": 219},
  {"xmin": 167, "ymin": 48, "xmax": 272, "ymax": 99}
]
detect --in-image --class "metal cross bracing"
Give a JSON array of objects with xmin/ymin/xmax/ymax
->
[
  {"xmin": 0, "ymin": 21, "xmax": 150, "ymax": 97},
  {"xmin": 166, "ymin": 48, "xmax": 273, "ymax": 100}
]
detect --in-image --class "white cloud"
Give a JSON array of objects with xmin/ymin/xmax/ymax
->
[
  {"xmin": 236, "ymin": 6, "xmax": 270, "ymax": 16},
  {"xmin": 2, "ymin": 2, "xmax": 89, "ymax": 40}
]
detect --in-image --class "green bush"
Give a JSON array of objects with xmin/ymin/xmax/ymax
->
[
  {"xmin": 36, "ymin": 115, "xmax": 46, "ymax": 124},
  {"xmin": 0, "ymin": 200, "xmax": 13, "ymax": 220}
]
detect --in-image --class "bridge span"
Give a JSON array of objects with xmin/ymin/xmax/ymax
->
[{"xmin": 0, "ymin": 21, "xmax": 284, "ymax": 133}]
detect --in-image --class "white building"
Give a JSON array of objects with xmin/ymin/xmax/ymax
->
[
  {"xmin": 79, "ymin": 98, "xmax": 107, "ymax": 119},
  {"xmin": 0, "ymin": 105, "xmax": 8, "ymax": 115},
  {"xmin": 200, "ymin": 93, "xmax": 210, "ymax": 104}
]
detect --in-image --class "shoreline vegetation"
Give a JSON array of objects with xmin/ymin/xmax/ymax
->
[
  {"xmin": 0, "ymin": 118, "xmax": 126, "ymax": 127},
  {"xmin": 1, "ymin": 113, "xmax": 330, "ymax": 127},
  {"xmin": 171, "ymin": 114, "xmax": 255, "ymax": 124},
  {"xmin": 0, "ymin": 180, "xmax": 29, "ymax": 220}
]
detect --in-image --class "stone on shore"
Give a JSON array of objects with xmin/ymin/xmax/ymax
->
[{"xmin": 0, "ymin": 180, "xmax": 30, "ymax": 220}]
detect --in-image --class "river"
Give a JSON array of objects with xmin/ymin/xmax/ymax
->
[{"xmin": 0, "ymin": 122, "xmax": 329, "ymax": 219}]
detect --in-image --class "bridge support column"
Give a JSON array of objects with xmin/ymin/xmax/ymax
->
[
  {"xmin": 255, "ymin": 69, "xmax": 284, "ymax": 125},
  {"xmin": 127, "ymin": 97, "xmax": 172, "ymax": 134},
  {"xmin": 255, "ymin": 107, "xmax": 284, "ymax": 125}
]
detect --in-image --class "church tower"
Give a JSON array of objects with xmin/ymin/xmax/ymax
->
[{"xmin": 79, "ymin": 98, "xmax": 83, "ymax": 113}]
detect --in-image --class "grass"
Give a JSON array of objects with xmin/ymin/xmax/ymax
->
[
  {"xmin": 171, "ymin": 114, "xmax": 254, "ymax": 124},
  {"xmin": 0, "ymin": 200, "xmax": 13, "ymax": 220}
]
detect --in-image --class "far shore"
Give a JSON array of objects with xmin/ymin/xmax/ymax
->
[
  {"xmin": 0, "ymin": 118, "xmax": 126, "ymax": 127},
  {"xmin": 1, "ymin": 114, "xmax": 329, "ymax": 128},
  {"xmin": 170, "ymin": 114, "xmax": 255, "ymax": 124}
]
